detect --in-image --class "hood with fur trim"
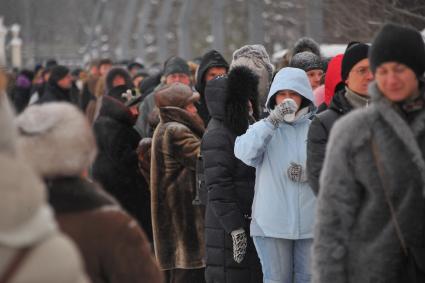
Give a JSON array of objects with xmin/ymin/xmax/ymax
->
[
  {"xmin": 105, "ymin": 67, "xmax": 133, "ymax": 94},
  {"xmin": 205, "ymin": 66, "xmax": 259, "ymax": 135},
  {"xmin": 17, "ymin": 103, "xmax": 97, "ymax": 178}
]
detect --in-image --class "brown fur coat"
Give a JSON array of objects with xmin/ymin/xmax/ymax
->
[{"xmin": 150, "ymin": 106, "xmax": 205, "ymax": 270}]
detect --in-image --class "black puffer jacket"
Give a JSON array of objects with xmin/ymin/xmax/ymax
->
[
  {"xmin": 307, "ymin": 87, "xmax": 353, "ymax": 194},
  {"xmin": 92, "ymin": 95, "xmax": 152, "ymax": 240},
  {"xmin": 195, "ymin": 50, "xmax": 228, "ymax": 126},
  {"xmin": 201, "ymin": 66, "xmax": 262, "ymax": 283}
]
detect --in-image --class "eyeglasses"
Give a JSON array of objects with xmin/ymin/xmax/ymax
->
[{"xmin": 351, "ymin": 67, "xmax": 371, "ymax": 76}]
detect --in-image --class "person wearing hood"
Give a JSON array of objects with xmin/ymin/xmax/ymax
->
[
  {"xmin": 92, "ymin": 85, "xmax": 152, "ymax": 241},
  {"xmin": 0, "ymin": 91, "xmax": 89, "ymax": 283},
  {"xmin": 195, "ymin": 50, "xmax": 229, "ymax": 125},
  {"xmin": 234, "ymin": 67, "xmax": 317, "ymax": 283},
  {"xmin": 134, "ymin": 56, "xmax": 192, "ymax": 138},
  {"xmin": 312, "ymin": 23, "xmax": 425, "ymax": 283},
  {"xmin": 201, "ymin": 66, "xmax": 263, "ymax": 282},
  {"xmin": 150, "ymin": 82, "xmax": 205, "ymax": 283},
  {"xmin": 37, "ymin": 65, "xmax": 78, "ymax": 105},
  {"xmin": 16, "ymin": 102, "xmax": 163, "ymax": 283},
  {"xmin": 306, "ymin": 42, "xmax": 373, "ymax": 195}
]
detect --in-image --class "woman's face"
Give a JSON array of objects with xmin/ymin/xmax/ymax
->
[
  {"xmin": 375, "ymin": 62, "xmax": 419, "ymax": 102},
  {"xmin": 274, "ymin": 90, "xmax": 302, "ymax": 109}
]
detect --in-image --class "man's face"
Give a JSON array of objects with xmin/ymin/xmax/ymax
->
[
  {"xmin": 165, "ymin": 73, "xmax": 191, "ymax": 86},
  {"xmin": 205, "ymin": 67, "xmax": 227, "ymax": 82},
  {"xmin": 346, "ymin": 58, "xmax": 373, "ymax": 96},
  {"xmin": 306, "ymin": 69, "xmax": 323, "ymax": 90},
  {"xmin": 375, "ymin": 62, "xmax": 419, "ymax": 102},
  {"xmin": 57, "ymin": 73, "xmax": 72, "ymax": 89}
]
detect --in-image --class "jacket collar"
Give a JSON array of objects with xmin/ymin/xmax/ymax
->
[
  {"xmin": 159, "ymin": 106, "xmax": 205, "ymax": 137},
  {"xmin": 369, "ymin": 82, "xmax": 425, "ymax": 195}
]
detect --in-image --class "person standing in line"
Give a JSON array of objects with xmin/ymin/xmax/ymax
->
[
  {"xmin": 202, "ymin": 65, "xmax": 263, "ymax": 283},
  {"xmin": 150, "ymin": 82, "xmax": 206, "ymax": 283},
  {"xmin": 307, "ymin": 42, "xmax": 373, "ymax": 194},
  {"xmin": 235, "ymin": 67, "xmax": 317, "ymax": 283},
  {"xmin": 312, "ymin": 23, "xmax": 425, "ymax": 283}
]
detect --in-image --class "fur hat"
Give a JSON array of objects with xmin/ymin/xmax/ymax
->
[
  {"xmin": 163, "ymin": 56, "xmax": 191, "ymax": 77},
  {"xmin": 48, "ymin": 65, "xmax": 70, "ymax": 84},
  {"xmin": 292, "ymin": 37, "xmax": 321, "ymax": 57},
  {"xmin": 289, "ymin": 51, "xmax": 323, "ymax": 72},
  {"xmin": 154, "ymin": 82, "xmax": 200, "ymax": 109},
  {"xmin": 0, "ymin": 93, "xmax": 49, "ymax": 237},
  {"xmin": 369, "ymin": 23, "xmax": 425, "ymax": 77},
  {"xmin": 230, "ymin": 44, "xmax": 274, "ymax": 104},
  {"xmin": 105, "ymin": 67, "xmax": 133, "ymax": 93},
  {"xmin": 341, "ymin": 42, "xmax": 370, "ymax": 81},
  {"xmin": 16, "ymin": 103, "xmax": 97, "ymax": 178}
]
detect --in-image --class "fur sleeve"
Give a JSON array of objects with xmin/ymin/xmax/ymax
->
[
  {"xmin": 312, "ymin": 115, "xmax": 363, "ymax": 283},
  {"xmin": 167, "ymin": 124, "xmax": 200, "ymax": 170}
]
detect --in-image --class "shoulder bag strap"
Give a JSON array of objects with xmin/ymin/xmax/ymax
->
[
  {"xmin": 371, "ymin": 137, "xmax": 409, "ymax": 256},
  {"xmin": 0, "ymin": 247, "xmax": 32, "ymax": 283}
]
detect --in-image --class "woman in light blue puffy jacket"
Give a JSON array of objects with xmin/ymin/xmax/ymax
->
[{"xmin": 234, "ymin": 67, "xmax": 317, "ymax": 283}]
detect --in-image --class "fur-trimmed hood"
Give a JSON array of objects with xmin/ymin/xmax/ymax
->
[
  {"xmin": 205, "ymin": 66, "xmax": 260, "ymax": 135},
  {"xmin": 105, "ymin": 67, "xmax": 133, "ymax": 94}
]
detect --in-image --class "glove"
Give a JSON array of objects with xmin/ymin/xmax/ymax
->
[
  {"xmin": 266, "ymin": 98, "xmax": 298, "ymax": 127},
  {"xmin": 231, "ymin": 228, "xmax": 247, "ymax": 263},
  {"xmin": 287, "ymin": 162, "xmax": 308, "ymax": 183}
]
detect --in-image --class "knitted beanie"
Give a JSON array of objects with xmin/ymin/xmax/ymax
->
[
  {"xmin": 341, "ymin": 42, "xmax": 369, "ymax": 81},
  {"xmin": 289, "ymin": 51, "xmax": 323, "ymax": 72},
  {"xmin": 369, "ymin": 23, "xmax": 425, "ymax": 77},
  {"xmin": 163, "ymin": 57, "xmax": 190, "ymax": 77}
]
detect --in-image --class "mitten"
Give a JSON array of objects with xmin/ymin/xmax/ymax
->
[
  {"xmin": 231, "ymin": 228, "xmax": 247, "ymax": 263},
  {"xmin": 267, "ymin": 98, "xmax": 298, "ymax": 127},
  {"xmin": 287, "ymin": 162, "xmax": 308, "ymax": 183}
]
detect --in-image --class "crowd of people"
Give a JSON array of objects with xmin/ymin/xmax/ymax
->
[{"xmin": 0, "ymin": 22, "xmax": 424, "ymax": 283}]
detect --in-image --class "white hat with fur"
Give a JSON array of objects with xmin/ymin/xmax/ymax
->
[{"xmin": 16, "ymin": 103, "xmax": 97, "ymax": 178}]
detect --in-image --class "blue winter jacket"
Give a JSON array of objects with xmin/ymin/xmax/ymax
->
[{"xmin": 234, "ymin": 67, "xmax": 317, "ymax": 239}]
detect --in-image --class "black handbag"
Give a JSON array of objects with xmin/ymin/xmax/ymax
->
[{"xmin": 371, "ymin": 139, "xmax": 425, "ymax": 282}]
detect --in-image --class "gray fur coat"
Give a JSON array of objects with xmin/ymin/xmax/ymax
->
[{"xmin": 312, "ymin": 82, "xmax": 425, "ymax": 283}]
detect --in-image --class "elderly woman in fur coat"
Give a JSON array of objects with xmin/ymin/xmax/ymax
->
[
  {"xmin": 313, "ymin": 23, "xmax": 425, "ymax": 283},
  {"xmin": 16, "ymin": 102, "xmax": 163, "ymax": 283},
  {"xmin": 150, "ymin": 82, "xmax": 205, "ymax": 283},
  {"xmin": 201, "ymin": 65, "xmax": 263, "ymax": 283}
]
